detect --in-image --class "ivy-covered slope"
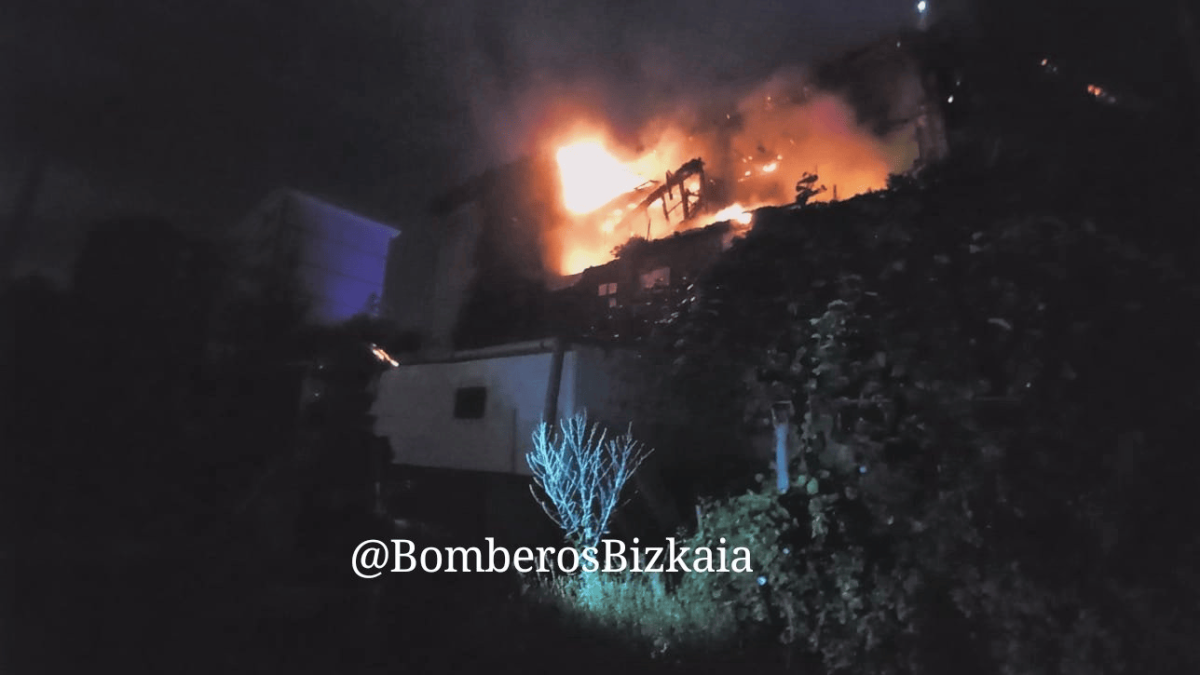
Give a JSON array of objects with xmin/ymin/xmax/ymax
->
[
  {"xmin": 626, "ymin": 118, "xmax": 1200, "ymax": 670},
  {"xmin": 552, "ymin": 19, "xmax": 1200, "ymax": 669}
]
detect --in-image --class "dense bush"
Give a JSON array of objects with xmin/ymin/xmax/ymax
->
[{"xmin": 535, "ymin": 132, "xmax": 1200, "ymax": 670}]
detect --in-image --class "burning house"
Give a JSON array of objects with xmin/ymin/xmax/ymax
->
[
  {"xmin": 369, "ymin": 31, "xmax": 952, "ymax": 537},
  {"xmin": 413, "ymin": 150, "xmax": 730, "ymax": 353},
  {"xmin": 545, "ymin": 220, "xmax": 742, "ymax": 342},
  {"xmin": 394, "ymin": 27, "xmax": 953, "ymax": 355},
  {"xmin": 367, "ymin": 149, "xmax": 732, "ymax": 537}
]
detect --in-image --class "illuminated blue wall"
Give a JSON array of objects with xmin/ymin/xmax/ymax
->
[{"xmin": 279, "ymin": 191, "xmax": 399, "ymax": 325}]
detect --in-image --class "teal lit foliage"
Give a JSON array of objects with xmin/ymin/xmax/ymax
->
[
  {"xmin": 540, "ymin": 490, "xmax": 800, "ymax": 657},
  {"xmin": 527, "ymin": 411, "xmax": 652, "ymax": 550},
  {"xmin": 539, "ymin": 566, "xmax": 738, "ymax": 658},
  {"xmin": 532, "ymin": 471, "xmax": 870, "ymax": 663}
]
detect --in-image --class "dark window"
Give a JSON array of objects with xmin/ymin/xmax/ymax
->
[{"xmin": 453, "ymin": 386, "xmax": 487, "ymax": 419}]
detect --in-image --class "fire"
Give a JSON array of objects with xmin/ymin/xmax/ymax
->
[
  {"xmin": 370, "ymin": 344, "xmax": 399, "ymax": 367},
  {"xmin": 563, "ymin": 248, "xmax": 609, "ymax": 275},
  {"xmin": 712, "ymin": 203, "xmax": 754, "ymax": 225},
  {"xmin": 544, "ymin": 75, "xmax": 921, "ymax": 276},
  {"xmin": 556, "ymin": 142, "xmax": 649, "ymax": 214}
]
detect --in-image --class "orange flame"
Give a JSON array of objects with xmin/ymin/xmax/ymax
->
[
  {"xmin": 545, "ymin": 76, "xmax": 922, "ymax": 276},
  {"xmin": 556, "ymin": 142, "xmax": 649, "ymax": 214},
  {"xmin": 712, "ymin": 203, "xmax": 754, "ymax": 225},
  {"xmin": 562, "ymin": 248, "xmax": 608, "ymax": 275}
]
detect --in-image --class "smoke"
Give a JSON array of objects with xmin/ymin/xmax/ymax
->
[
  {"xmin": 627, "ymin": 69, "xmax": 919, "ymax": 206},
  {"xmin": 412, "ymin": 0, "xmax": 920, "ymax": 182}
]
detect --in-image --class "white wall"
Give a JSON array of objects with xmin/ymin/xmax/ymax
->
[
  {"xmin": 571, "ymin": 345, "xmax": 679, "ymax": 528},
  {"xmin": 371, "ymin": 348, "xmax": 578, "ymax": 475},
  {"xmin": 370, "ymin": 342, "xmax": 659, "ymax": 477},
  {"xmin": 571, "ymin": 345, "xmax": 641, "ymax": 427}
]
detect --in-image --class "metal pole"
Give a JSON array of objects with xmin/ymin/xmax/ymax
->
[
  {"xmin": 543, "ymin": 337, "xmax": 567, "ymax": 424},
  {"xmin": 511, "ymin": 407, "xmax": 519, "ymax": 473},
  {"xmin": 772, "ymin": 401, "xmax": 794, "ymax": 493}
]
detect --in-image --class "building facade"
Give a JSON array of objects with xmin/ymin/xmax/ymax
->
[{"xmin": 229, "ymin": 188, "xmax": 400, "ymax": 326}]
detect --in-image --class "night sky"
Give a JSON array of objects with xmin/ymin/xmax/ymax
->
[{"xmin": 1, "ymin": 0, "xmax": 922, "ymax": 278}]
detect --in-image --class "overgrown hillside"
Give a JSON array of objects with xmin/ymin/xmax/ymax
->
[{"xmin": 563, "ymin": 39, "xmax": 1200, "ymax": 674}]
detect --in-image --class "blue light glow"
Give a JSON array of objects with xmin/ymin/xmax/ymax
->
[{"xmin": 279, "ymin": 191, "xmax": 400, "ymax": 324}]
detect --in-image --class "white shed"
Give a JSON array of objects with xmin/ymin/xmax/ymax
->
[{"xmin": 369, "ymin": 338, "xmax": 640, "ymax": 476}]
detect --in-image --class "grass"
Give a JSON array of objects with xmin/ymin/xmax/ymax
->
[{"xmin": 525, "ymin": 569, "xmax": 745, "ymax": 659}]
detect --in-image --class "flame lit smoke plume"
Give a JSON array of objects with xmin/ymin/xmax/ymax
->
[{"xmin": 544, "ymin": 70, "xmax": 920, "ymax": 274}]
